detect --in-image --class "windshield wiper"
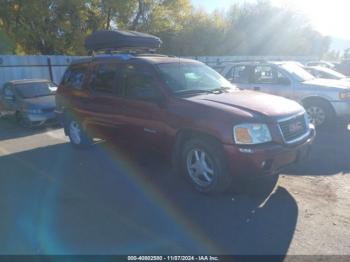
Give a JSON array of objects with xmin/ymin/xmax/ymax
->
[{"xmin": 175, "ymin": 89, "xmax": 211, "ymax": 95}]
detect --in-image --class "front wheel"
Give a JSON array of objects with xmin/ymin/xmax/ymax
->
[
  {"xmin": 16, "ymin": 111, "xmax": 32, "ymax": 128},
  {"xmin": 304, "ymin": 100, "xmax": 334, "ymax": 128},
  {"xmin": 181, "ymin": 138, "xmax": 232, "ymax": 193},
  {"xmin": 66, "ymin": 117, "xmax": 92, "ymax": 148}
]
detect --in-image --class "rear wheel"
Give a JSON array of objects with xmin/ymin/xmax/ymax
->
[
  {"xmin": 181, "ymin": 138, "xmax": 232, "ymax": 193},
  {"xmin": 66, "ymin": 116, "xmax": 92, "ymax": 148}
]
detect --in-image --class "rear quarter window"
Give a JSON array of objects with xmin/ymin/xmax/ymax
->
[{"xmin": 61, "ymin": 65, "xmax": 87, "ymax": 89}]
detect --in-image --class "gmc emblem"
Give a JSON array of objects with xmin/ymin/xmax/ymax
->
[{"xmin": 289, "ymin": 121, "xmax": 303, "ymax": 133}]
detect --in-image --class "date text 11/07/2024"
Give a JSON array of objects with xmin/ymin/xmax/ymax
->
[{"xmin": 127, "ymin": 256, "xmax": 219, "ymax": 261}]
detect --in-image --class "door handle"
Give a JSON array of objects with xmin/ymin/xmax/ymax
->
[{"xmin": 253, "ymin": 86, "xmax": 260, "ymax": 91}]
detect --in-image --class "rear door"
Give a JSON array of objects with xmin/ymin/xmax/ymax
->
[{"xmin": 81, "ymin": 62, "xmax": 126, "ymax": 138}]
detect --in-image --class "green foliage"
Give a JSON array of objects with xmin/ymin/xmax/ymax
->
[
  {"xmin": 0, "ymin": 29, "xmax": 14, "ymax": 54},
  {"xmin": 0, "ymin": 0, "xmax": 332, "ymax": 57}
]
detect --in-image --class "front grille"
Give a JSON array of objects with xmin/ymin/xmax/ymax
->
[{"xmin": 279, "ymin": 114, "xmax": 308, "ymax": 143}]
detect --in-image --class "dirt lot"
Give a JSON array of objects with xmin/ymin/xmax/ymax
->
[{"xmin": 0, "ymin": 116, "xmax": 349, "ymax": 255}]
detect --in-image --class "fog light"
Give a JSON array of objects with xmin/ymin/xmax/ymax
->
[
  {"xmin": 261, "ymin": 161, "xmax": 267, "ymax": 168},
  {"xmin": 347, "ymin": 124, "xmax": 350, "ymax": 130}
]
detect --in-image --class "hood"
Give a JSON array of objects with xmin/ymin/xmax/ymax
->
[
  {"xmin": 302, "ymin": 78, "xmax": 350, "ymax": 90},
  {"xmin": 183, "ymin": 90, "xmax": 304, "ymax": 120},
  {"xmin": 21, "ymin": 95, "xmax": 56, "ymax": 109}
]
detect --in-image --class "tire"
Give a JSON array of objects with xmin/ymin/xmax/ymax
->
[
  {"xmin": 65, "ymin": 115, "xmax": 93, "ymax": 149},
  {"xmin": 304, "ymin": 100, "xmax": 335, "ymax": 128},
  {"xmin": 16, "ymin": 111, "xmax": 32, "ymax": 128},
  {"xmin": 180, "ymin": 138, "xmax": 232, "ymax": 193}
]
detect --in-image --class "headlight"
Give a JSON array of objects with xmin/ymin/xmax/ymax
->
[
  {"xmin": 339, "ymin": 91, "xmax": 350, "ymax": 100},
  {"xmin": 24, "ymin": 108, "xmax": 42, "ymax": 114},
  {"xmin": 233, "ymin": 123, "xmax": 272, "ymax": 145}
]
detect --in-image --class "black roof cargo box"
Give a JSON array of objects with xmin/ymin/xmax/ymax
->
[{"xmin": 85, "ymin": 30, "xmax": 162, "ymax": 52}]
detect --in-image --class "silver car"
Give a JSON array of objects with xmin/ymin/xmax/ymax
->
[
  {"xmin": 0, "ymin": 79, "xmax": 57, "ymax": 127},
  {"xmin": 217, "ymin": 61, "xmax": 350, "ymax": 127},
  {"xmin": 304, "ymin": 66, "xmax": 350, "ymax": 82}
]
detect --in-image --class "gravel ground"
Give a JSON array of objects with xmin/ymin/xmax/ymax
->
[{"xmin": 0, "ymin": 116, "xmax": 349, "ymax": 255}]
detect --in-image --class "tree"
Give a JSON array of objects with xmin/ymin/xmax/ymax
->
[
  {"xmin": 0, "ymin": 0, "xmax": 332, "ymax": 57},
  {"xmin": 0, "ymin": 29, "xmax": 14, "ymax": 54}
]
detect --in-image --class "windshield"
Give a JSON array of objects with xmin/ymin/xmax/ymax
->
[
  {"xmin": 15, "ymin": 82, "xmax": 56, "ymax": 98},
  {"xmin": 157, "ymin": 63, "xmax": 235, "ymax": 94},
  {"xmin": 316, "ymin": 67, "xmax": 346, "ymax": 79},
  {"xmin": 281, "ymin": 63, "xmax": 315, "ymax": 82}
]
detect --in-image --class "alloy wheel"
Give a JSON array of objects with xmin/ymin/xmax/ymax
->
[
  {"xmin": 69, "ymin": 120, "xmax": 82, "ymax": 144},
  {"xmin": 306, "ymin": 106, "xmax": 326, "ymax": 126},
  {"xmin": 186, "ymin": 148, "xmax": 215, "ymax": 188}
]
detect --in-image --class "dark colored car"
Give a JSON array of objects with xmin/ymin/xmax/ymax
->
[
  {"xmin": 0, "ymin": 79, "xmax": 57, "ymax": 127},
  {"xmin": 56, "ymin": 54, "xmax": 315, "ymax": 193}
]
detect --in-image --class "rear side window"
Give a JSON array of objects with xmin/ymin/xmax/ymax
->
[
  {"xmin": 231, "ymin": 65, "xmax": 253, "ymax": 83},
  {"xmin": 61, "ymin": 66, "xmax": 87, "ymax": 89},
  {"xmin": 90, "ymin": 63, "xmax": 119, "ymax": 93}
]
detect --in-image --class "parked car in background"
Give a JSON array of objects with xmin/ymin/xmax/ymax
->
[
  {"xmin": 305, "ymin": 60, "xmax": 335, "ymax": 69},
  {"xmin": 217, "ymin": 61, "xmax": 350, "ymax": 127},
  {"xmin": 336, "ymin": 60, "xmax": 350, "ymax": 76},
  {"xmin": 56, "ymin": 51, "xmax": 315, "ymax": 194},
  {"xmin": 304, "ymin": 66, "xmax": 350, "ymax": 82},
  {"xmin": 0, "ymin": 79, "xmax": 57, "ymax": 127}
]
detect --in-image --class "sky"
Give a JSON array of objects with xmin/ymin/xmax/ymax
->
[{"xmin": 191, "ymin": 0, "xmax": 350, "ymax": 40}]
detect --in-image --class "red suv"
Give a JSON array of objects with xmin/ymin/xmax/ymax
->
[{"xmin": 56, "ymin": 54, "xmax": 315, "ymax": 193}]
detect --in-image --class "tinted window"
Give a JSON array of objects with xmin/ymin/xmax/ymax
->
[
  {"xmin": 62, "ymin": 66, "xmax": 86, "ymax": 89},
  {"xmin": 90, "ymin": 63, "xmax": 118, "ymax": 93},
  {"xmin": 121, "ymin": 64, "xmax": 160, "ymax": 100},
  {"xmin": 253, "ymin": 65, "xmax": 290, "ymax": 85},
  {"xmin": 231, "ymin": 65, "xmax": 253, "ymax": 83},
  {"xmin": 15, "ymin": 82, "xmax": 55, "ymax": 98}
]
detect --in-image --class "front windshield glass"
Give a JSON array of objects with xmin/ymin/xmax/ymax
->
[
  {"xmin": 281, "ymin": 63, "xmax": 315, "ymax": 82},
  {"xmin": 317, "ymin": 67, "xmax": 346, "ymax": 79},
  {"xmin": 157, "ymin": 63, "xmax": 235, "ymax": 94},
  {"xmin": 15, "ymin": 82, "xmax": 56, "ymax": 98}
]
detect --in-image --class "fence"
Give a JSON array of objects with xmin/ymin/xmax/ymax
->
[
  {"xmin": 0, "ymin": 55, "xmax": 85, "ymax": 88},
  {"xmin": 0, "ymin": 55, "xmax": 317, "ymax": 87}
]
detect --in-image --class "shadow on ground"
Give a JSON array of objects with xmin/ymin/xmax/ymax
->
[
  {"xmin": 0, "ymin": 141, "xmax": 297, "ymax": 257},
  {"xmin": 285, "ymin": 124, "xmax": 350, "ymax": 176},
  {"xmin": 0, "ymin": 115, "xmax": 61, "ymax": 141}
]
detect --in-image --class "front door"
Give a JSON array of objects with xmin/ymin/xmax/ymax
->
[
  {"xmin": 118, "ymin": 63, "xmax": 167, "ymax": 151},
  {"xmin": 250, "ymin": 65, "xmax": 294, "ymax": 99}
]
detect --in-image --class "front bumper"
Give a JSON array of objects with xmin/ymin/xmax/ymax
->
[
  {"xmin": 25, "ymin": 111, "xmax": 57, "ymax": 126},
  {"xmin": 223, "ymin": 127, "xmax": 316, "ymax": 178}
]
